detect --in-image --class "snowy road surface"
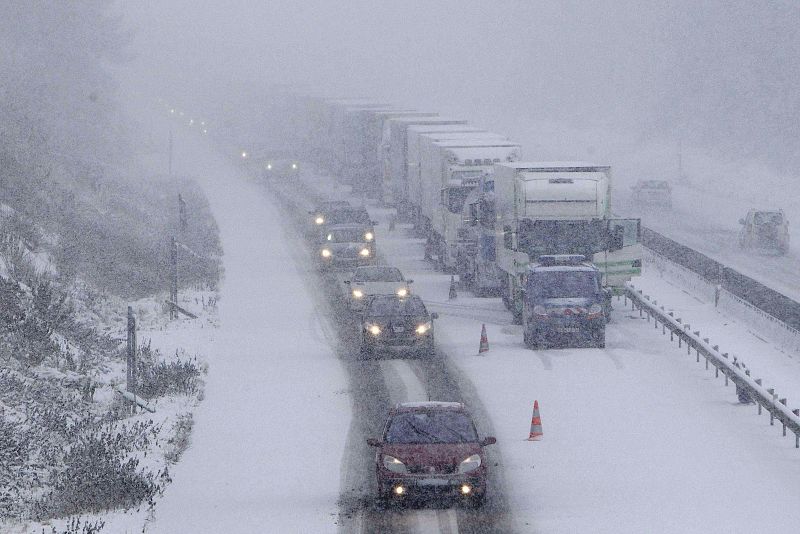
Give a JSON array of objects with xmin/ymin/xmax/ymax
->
[
  {"xmin": 294, "ymin": 168, "xmax": 800, "ymax": 533},
  {"xmin": 150, "ymin": 133, "xmax": 350, "ymax": 533}
]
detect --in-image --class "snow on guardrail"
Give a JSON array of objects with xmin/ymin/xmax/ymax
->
[{"xmin": 625, "ymin": 283, "xmax": 800, "ymax": 448}]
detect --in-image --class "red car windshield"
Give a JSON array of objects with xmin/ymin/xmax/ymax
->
[{"xmin": 385, "ymin": 411, "xmax": 478, "ymax": 444}]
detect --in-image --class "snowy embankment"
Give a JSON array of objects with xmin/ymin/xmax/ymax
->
[
  {"xmin": 299, "ymin": 169, "xmax": 800, "ymax": 533},
  {"xmin": 146, "ymin": 128, "xmax": 350, "ymax": 533}
]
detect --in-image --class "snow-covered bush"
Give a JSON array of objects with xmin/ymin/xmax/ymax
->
[{"xmin": 136, "ymin": 343, "xmax": 202, "ymax": 399}]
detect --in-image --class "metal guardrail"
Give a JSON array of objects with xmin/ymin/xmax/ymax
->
[{"xmin": 625, "ymin": 284, "xmax": 800, "ymax": 448}]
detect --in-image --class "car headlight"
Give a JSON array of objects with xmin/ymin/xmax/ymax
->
[
  {"xmin": 315, "ymin": 216, "xmax": 324, "ymax": 225},
  {"xmin": 352, "ymin": 289, "xmax": 364, "ymax": 299},
  {"xmin": 359, "ymin": 248, "xmax": 370, "ymax": 257},
  {"xmin": 321, "ymin": 249, "xmax": 332, "ymax": 258},
  {"xmin": 457, "ymin": 454, "xmax": 481, "ymax": 474},
  {"xmin": 367, "ymin": 324, "xmax": 381, "ymax": 336},
  {"xmin": 383, "ymin": 455, "xmax": 407, "ymax": 473},
  {"xmin": 396, "ymin": 288, "xmax": 408, "ymax": 297},
  {"xmin": 364, "ymin": 232, "xmax": 374, "ymax": 241},
  {"xmin": 415, "ymin": 321, "xmax": 432, "ymax": 335},
  {"xmin": 291, "ymin": 163, "xmax": 298, "ymax": 169}
]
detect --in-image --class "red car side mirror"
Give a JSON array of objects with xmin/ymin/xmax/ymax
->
[
  {"xmin": 366, "ymin": 438, "xmax": 382, "ymax": 447},
  {"xmin": 481, "ymin": 436, "xmax": 497, "ymax": 446}
]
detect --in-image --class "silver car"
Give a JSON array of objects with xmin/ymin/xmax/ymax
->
[{"xmin": 345, "ymin": 266, "xmax": 413, "ymax": 311}]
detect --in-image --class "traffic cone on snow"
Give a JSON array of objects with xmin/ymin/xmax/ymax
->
[
  {"xmin": 478, "ymin": 324, "xmax": 489, "ymax": 353},
  {"xmin": 527, "ymin": 400, "xmax": 543, "ymax": 441},
  {"xmin": 449, "ymin": 275, "xmax": 457, "ymax": 300}
]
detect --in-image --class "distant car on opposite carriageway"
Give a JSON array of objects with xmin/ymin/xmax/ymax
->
[{"xmin": 630, "ymin": 179, "xmax": 672, "ymax": 208}]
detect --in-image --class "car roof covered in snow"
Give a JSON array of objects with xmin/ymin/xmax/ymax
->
[{"xmin": 394, "ymin": 401, "xmax": 466, "ymax": 411}]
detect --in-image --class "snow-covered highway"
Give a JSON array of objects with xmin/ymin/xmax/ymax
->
[{"xmin": 146, "ymin": 122, "xmax": 800, "ymax": 533}]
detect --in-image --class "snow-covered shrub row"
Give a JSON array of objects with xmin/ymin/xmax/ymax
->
[{"xmin": 136, "ymin": 342, "xmax": 202, "ymax": 399}]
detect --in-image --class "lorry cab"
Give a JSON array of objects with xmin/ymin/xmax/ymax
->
[{"xmin": 522, "ymin": 255, "xmax": 609, "ymax": 350}]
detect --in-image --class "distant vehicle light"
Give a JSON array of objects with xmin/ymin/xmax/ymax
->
[
  {"xmin": 267, "ymin": 163, "xmax": 272, "ymax": 170},
  {"xmin": 291, "ymin": 163, "xmax": 298, "ymax": 169},
  {"xmin": 321, "ymin": 249, "xmax": 332, "ymax": 258},
  {"xmin": 315, "ymin": 216, "xmax": 324, "ymax": 225},
  {"xmin": 396, "ymin": 288, "xmax": 408, "ymax": 297},
  {"xmin": 359, "ymin": 248, "xmax": 370, "ymax": 257},
  {"xmin": 241, "ymin": 151, "xmax": 248, "ymax": 159},
  {"xmin": 364, "ymin": 232, "xmax": 374, "ymax": 241},
  {"xmin": 368, "ymin": 324, "xmax": 381, "ymax": 336},
  {"xmin": 352, "ymin": 289, "xmax": 364, "ymax": 299}
]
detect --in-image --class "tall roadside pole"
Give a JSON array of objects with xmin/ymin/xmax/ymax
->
[
  {"xmin": 126, "ymin": 306, "xmax": 137, "ymax": 413},
  {"xmin": 170, "ymin": 236, "xmax": 178, "ymax": 319}
]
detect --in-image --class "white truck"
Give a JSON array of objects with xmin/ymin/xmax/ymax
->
[
  {"xmin": 381, "ymin": 116, "xmax": 468, "ymax": 212},
  {"xmin": 492, "ymin": 162, "xmax": 641, "ymax": 322},
  {"xmin": 417, "ymin": 139, "xmax": 521, "ymax": 271},
  {"xmin": 407, "ymin": 130, "xmax": 509, "ymax": 224}
]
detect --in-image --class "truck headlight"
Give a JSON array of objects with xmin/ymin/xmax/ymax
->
[
  {"xmin": 415, "ymin": 321, "xmax": 432, "ymax": 335},
  {"xmin": 352, "ymin": 289, "xmax": 364, "ymax": 299},
  {"xmin": 457, "ymin": 454, "xmax": 481, "ymax": 474},
  {"xmin": 364, "ymin": 232, "xmax": 374, "ymax": 241},
  {"xmin": 396, "ymin": 288, "xmax": 408, "ymax": 297},
  {"xmin": 383, "ymin": 455, "xmax": 407, "ymax": 473},
  {"xmin": 315, "ymin": 216, "xmax": 324, "ymax": 225},
  {"xmin": 367, "ymin": 324, "xmax": 381, "ymax": 336},
  {"xmin": 321, "ymin": 249, "xmax": 332, "ymax": 258},
  {"xmin": 359, "ymin": 248, "xmax": 370, "ymax": 257}
]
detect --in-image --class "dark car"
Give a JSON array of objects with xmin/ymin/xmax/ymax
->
[
  {"xmin": 309, "ymin": 201, "xmax": 351, "ymax": 229},
  {"xmin": 318, "ymin": 225, "xmax": 375, "ymax": 269},
  {"xmin": 360, "ymin": 295, "xmax": 437, "ymax": 357},
  {"xmin": 367, "ymin": 402, "xmax": 496, "ymax": 506},
  {"xmin": 315, "ymin": 206, "xmax": 376, "ymax": 245},
  {"xmin": 262, "ymin": 158, "xmax": 300, "ymax": 180},
  {"xmin": 522, "ymin": 255, "xmax": 609, "ymax": 349}
]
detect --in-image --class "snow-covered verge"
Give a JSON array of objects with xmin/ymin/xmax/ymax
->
[
  {"xmin": 140, "ymin": 122, "xmax": 351, "ymax": 533},
  {"xmin": 0, "ymin": 192, "xmax": 220, "ymax": 533},
  {"xmin": 298, "ymin": 168, "xmax": 800, "ymax": 533}
]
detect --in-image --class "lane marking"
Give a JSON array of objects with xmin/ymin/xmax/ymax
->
[
  {"xmin": 416, "ymin": 509, "xmax": 443, "ymax": 534},
  {"xmin": 437, "ymin": 509, "xmax": 459, "ymax": 534},
  {"xmin": 388, "ymin": 360, "xmax": 428, "ymax": 402}
]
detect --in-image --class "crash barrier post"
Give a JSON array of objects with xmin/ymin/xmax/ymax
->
[{"xmin": 626, "ymin": 284, "xmax": 800, "ymax": 448}]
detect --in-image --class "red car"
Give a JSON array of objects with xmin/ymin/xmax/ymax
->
[{"xmin": 367, "ymin": 402, "xmax": 496, "ymax": 506}]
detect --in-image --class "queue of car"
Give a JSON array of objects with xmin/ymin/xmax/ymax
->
[{"xmin": 304, "ymin": 200, "xmax": 484, "ymax": 507}]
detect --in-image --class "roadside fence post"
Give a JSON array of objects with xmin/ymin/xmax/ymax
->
[{"xmin": 126, "ymin": 306, "xmax": 137, "ymax": 414}]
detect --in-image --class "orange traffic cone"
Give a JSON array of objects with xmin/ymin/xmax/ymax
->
[
  {"xmin": 527, "ymin": 400, "xmax": 543, "ymax": 441},
  {"xmin": 478, "ymin": 324, "xmax": 489, "ymax": 353}
]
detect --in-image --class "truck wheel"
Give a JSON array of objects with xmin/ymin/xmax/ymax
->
[{"xmin": 594, "ymin": 330, "xmax": 606, "ymax": 349}]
